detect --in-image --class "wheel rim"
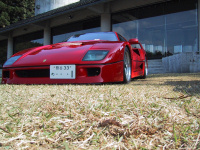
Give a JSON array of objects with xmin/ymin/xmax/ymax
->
[{"xmin": 124, "ymin": 50, "xmax": 131, "ymax": 81}]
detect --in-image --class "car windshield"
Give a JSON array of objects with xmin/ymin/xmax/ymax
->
[{"xmin": 66, "ymin": 32, "xmax": 119, "ymax": 42}]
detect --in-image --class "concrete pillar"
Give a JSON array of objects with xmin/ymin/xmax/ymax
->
[
  {"xmin": 198, "ymin": 0, "xmax": 200, "ymax": 51},
  {"xmin": 7, "ymin": 34, "xmax": 13, "ymax": 59},
  {"xmin": 101, "ymin": 13, "xmax": 111, "ymax": 32},
  {"xmin": 43, "ymin": 24, "xmax": 51, "ymax": 45},
  {"xmin": 101, "ymin": 3, "xmax": 111, "ymax": 32}
]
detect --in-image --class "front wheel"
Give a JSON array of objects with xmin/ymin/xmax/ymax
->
[{"xmin": 123, "ymin": 48, "xmax": 131, "ymax": 83}]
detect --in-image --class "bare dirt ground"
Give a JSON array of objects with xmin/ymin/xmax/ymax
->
[{"xmin": 0, "ymin": 73, "xmax": 200, "ymax": 149}]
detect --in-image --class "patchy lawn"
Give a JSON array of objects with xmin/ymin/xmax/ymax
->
[{"xmin": 0, "ymin": 73, "xmax": 200, "ymax": 149}]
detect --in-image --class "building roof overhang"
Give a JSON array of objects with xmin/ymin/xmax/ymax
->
[
  {"xmin": 0, "ymin": 0, "xmax": 167, "ymax": 40},
  {"xmin": 0, "ymin": 0, "xmax": 112, "ymax": 37}
]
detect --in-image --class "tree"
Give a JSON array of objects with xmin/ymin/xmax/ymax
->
[{"xmin": 0, "ymin": 0, "xmax": 35, "ymax": 28}]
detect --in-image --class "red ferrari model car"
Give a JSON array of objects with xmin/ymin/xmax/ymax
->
[{"xmin": 1, "ymin": 32, "xmax": 147, "ymax": 84}]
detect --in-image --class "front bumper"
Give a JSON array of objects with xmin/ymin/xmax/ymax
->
[{"xmin": 1, "ymin": 61, "xmax": 123, "ymax": 84}]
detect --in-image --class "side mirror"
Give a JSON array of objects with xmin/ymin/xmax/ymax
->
[{"xmin": 129, "ymin": 38, "xmax": 139, "ymax": 44}]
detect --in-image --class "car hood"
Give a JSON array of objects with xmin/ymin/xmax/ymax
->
[{"xmin": 5, "ymin": 41, "xmax": 121, "ymax": 67}]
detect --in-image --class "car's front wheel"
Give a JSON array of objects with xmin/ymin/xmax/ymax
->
[{"xmin": 123, "ymin": 48, "xmax": 131, "ymax": 83}]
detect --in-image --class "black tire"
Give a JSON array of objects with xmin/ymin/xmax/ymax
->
[
  {"xmin": 123, "ymin": 48, "xmax": 131, "ymax": 83},
  {"xmin": 141, "ymin": 57, "xmax": 148, "ymax": 79}
]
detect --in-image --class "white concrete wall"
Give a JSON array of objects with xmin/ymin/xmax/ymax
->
[
  {"xmin": 162, "ymin": 52, "xmax": 200, "ymax": 73},
  {"xmin": 35, "ymin": 0, "xmax": 80, "ymax": 15}
]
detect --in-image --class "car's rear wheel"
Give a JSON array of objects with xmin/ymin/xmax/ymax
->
[
  {"xmin": 141, "ymin": 57, "xmax": 148, "ymax": 79},
  {"xmin": 123, "ymin": 48, "xmax": 131, "ymax": 83}
]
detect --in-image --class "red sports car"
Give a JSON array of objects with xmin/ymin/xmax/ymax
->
[{"xmin": 1, "ymin": 32, "xmax": 147, "ymax": 84}]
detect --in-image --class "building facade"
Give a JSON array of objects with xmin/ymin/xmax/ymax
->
[{"xmin": 0, "ymin": 0, "xmax": 200, "ymax": 74}]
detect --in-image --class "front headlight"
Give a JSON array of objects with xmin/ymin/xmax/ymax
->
[
  {"xmin": 4, "ymin": 55, "xmax": 22, "ymax": 66},
  {"xmin": 82, "ymin": 50, "xmax": 109, "ymax": 61}
]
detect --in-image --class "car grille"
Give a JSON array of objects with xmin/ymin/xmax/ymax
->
[
  {"xmin": 15, "ymin": 69, "xmax": 49, "ymax": 78},
  {"xmin": 14, "ymin": 68, "xmax": 100, "ymax": 78}
]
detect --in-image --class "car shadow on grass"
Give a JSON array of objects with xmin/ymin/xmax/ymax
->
[
  {"xmin": 164, "ymin": 80, "xmax": 200, "ymax": 96},
  {"xmin": 132, "ymin": 74, "xmax": 200, "ymax": 96}
]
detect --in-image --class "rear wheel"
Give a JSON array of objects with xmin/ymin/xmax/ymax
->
[
  {"xmin": 141, "ymin": 57, "xmax": 148, "ymax": 79},
  {"xmin": 123, "ymin": 48, "xmax": 131, "ymax": 83}
]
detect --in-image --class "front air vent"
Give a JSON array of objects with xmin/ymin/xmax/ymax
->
[
  {"xmin": 87, "ymin": 68, "xmax": 100, "ymax": 77},
  {"xmin": 3, "ymin": 71, "xmax": 10, "ymax": 78}
]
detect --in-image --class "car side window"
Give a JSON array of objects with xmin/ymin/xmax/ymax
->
[
  {"xmin": 132, "ymin": 44, "xmax": 141, "ymax": 49},
  {"xmin": 117, "ymin": 34, "xmax": 127, "ymax": 42}
]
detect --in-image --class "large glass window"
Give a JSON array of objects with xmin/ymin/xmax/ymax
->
[
  {"xmin": 112, "ymin": 0, "xmax": 198, "ymax": 59},
  {"xmin": 165, "ymin": 0, "xmax": 198, "ymax": 55},
  {"xmin": 138, "ymin": 16, "xmax": 165, "ymax": 59},
  {"xmin": 52, "ymin": 17, "xmax": 101, "ymax": 44},
  {"xmin": 0, "ymin": 40, "xmax": 7, "ymax": 66},
  {"xmin": 14, "ymin": 31, "xmax": 44, "ymax": 53}
]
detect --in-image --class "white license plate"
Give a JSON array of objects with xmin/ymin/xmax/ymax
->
[{"xmin": 50, "ymin": 65, "xmax": 76, "ymax": 79}]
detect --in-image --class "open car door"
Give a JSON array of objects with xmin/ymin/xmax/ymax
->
[{"xmin": 129, "ymin": 39, "xmax": 144, "ymax": 73}]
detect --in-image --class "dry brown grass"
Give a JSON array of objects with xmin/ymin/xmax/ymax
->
[{"xmin": 0, "ymin": 73, "xmax": 200, "ymax": 149}]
